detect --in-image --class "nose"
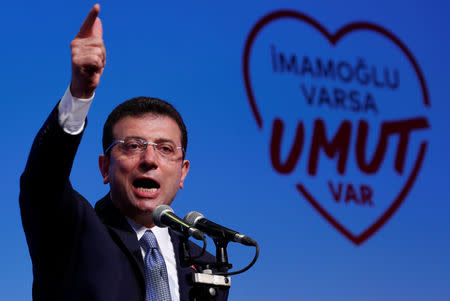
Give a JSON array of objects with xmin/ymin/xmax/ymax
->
[{"xmin": 139, "ymin": 144, "xmax": 159, "ymax": 170}]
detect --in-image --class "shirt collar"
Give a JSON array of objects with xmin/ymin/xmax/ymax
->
[{"xmin": 126, "ymin": 217, "xmax": 171, "ymax": 243}]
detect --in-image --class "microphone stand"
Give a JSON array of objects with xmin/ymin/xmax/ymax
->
[
  {"xmin": 189, "ymin": 238, "xmax": 232, "ymax": 301},
  {"xmin": 213, "ymin": 238, "xmax": 233, "ymax": 273}
]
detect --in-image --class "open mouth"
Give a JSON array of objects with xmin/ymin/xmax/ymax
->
[{"xmin": 133, "ymin": 178, "xmax": 160, "ymax": 192}]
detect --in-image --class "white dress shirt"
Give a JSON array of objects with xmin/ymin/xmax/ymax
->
[
  {"xmin": 57, "ymin": 86, "xmax": 180, "ymax": 301},
  {"xmin": 58, "ymin": 86, "xmax": 93, "ymax": 134}
]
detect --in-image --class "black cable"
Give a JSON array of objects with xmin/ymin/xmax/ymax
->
[{"xmin": 215, "ymin": 242, "xmax": 259, "ymax": 276}]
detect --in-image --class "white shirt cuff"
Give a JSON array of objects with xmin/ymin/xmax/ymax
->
[{"xmin": 58, "ymin": 86, "xmax": 94, "ymax": 135}]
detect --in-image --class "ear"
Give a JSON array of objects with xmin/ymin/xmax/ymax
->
[
  {"xmin": 179, "ymin": 160, "xmax": 190, "ymax": 189},
  {"xmin": 99, "ymin": 154, "xmax": 110, "ymax": 184}
]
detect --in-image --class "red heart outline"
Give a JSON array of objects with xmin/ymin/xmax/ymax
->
[{"xmin": 242, "ymin": 10, "xmax": 430, "ymax": 245}]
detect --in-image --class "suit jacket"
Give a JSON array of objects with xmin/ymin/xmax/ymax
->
[{"xmin": 19, "ymin": 105, "xmax": 229, "ymax": 301}]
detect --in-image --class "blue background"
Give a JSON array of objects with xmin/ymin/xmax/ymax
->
[{"xmin": 2, "ymin": 1, "xmax": 449, "ymax": 300}]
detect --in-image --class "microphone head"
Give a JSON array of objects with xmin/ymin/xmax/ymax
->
[
  {"xmin": 184, "ymin": 211, "xmax": 205, "ymax": 226},
  {"xmin": 152, "ymin": 205, "xmax": 174, "ymax": 227}
]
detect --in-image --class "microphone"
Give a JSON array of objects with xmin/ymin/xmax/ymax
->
[
  {"xmin": 152, "ymin": 205, "xmax": 205, "ymax": 240},
  {"xmin": 184, "ymin": 211, "xmax": 256, "ymax": 246}
]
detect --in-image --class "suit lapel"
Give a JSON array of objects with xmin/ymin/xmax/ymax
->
[{"xmin": 95, "ymin": 194, "xmax": 146, "ymax": 282}]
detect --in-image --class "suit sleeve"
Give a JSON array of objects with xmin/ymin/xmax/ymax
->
[{"xmin": 19, "ymin": 103, "xmax": 91, "ymax": 285}]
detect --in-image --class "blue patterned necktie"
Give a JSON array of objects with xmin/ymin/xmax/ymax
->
[{"xmin": 139, "ymin": 230, "xmax": 172, "ymax": 301}]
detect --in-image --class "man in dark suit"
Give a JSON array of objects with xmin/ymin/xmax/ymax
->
[{"xmin": 19, "ymin": 4, "xmax": 228, "ymax": 301}]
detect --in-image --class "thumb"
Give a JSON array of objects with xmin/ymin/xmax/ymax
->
[{"xmin": 76, "ymin": 4, "xmax": 102, "ymax": 38}]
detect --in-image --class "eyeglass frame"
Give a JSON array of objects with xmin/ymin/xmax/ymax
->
[{"xmin": 104, "ymin": 136, "xmax": 185, "ymax": 160}]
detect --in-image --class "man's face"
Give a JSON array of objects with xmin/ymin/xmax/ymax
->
[{"xmin": 99, "ymin": 113, "xmax": 189, "ymax": 227}]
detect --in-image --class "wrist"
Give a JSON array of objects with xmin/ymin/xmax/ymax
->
[{"xmin": 70, "ymin": 81, "xmax": 95, "ymax": 99}]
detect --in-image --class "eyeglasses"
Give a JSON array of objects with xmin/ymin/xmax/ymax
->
[{"xmin": 105, "ymin": 137, "xmax": 184, "ymax": 160}]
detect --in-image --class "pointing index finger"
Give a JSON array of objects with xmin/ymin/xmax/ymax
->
[{"xmin": 77, "ymin": 4, "xmax": 100, "ymax": 38}]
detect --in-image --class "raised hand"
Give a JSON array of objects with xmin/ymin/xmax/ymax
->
[{"xmin": 70, "ymin": 4, "xmax": 106, "ymax": 98}]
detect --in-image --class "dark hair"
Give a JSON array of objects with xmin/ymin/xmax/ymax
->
[{"xmin": 102, "ymin": 97, "xmax": 187, "ymax": 157}]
